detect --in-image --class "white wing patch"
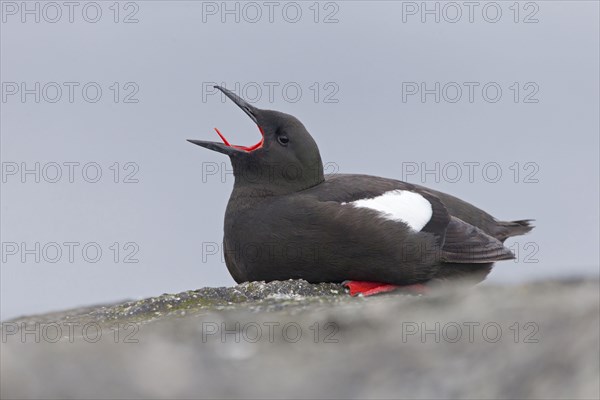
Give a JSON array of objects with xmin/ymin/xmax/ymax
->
[{"xmin": 343, "ymin": 190, "xmax": 433, "ymax": 231}]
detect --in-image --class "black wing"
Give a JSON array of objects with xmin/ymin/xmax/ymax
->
[
  {"xmin": 319, "ymin": 174, "xmax": 515, "ymax": 264},
  {"xmin": 316, "ymin": 174, "xmax": 450, "ymax": 243},
  {"xmin": 441, "ymin": 217, "xmax": 515, "ymax": 263}
]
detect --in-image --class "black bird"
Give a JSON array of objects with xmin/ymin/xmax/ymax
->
[{"xmin": 188, "ymin": 86, "xmax": 533, "ymax": 296}]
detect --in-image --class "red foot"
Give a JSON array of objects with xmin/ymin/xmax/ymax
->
[{"xmin": 343, "ymin": 281, "xmax": 428, "ymax": 297}]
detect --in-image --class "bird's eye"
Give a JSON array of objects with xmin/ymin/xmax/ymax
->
[{"xmin": 278, "ymin": 135, "xmax": 289, "ymax": 146}]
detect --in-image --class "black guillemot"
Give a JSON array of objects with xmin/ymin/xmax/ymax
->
[{"xmin": 188, "ymin": 86, "xmax": 534, "ymax": 296}]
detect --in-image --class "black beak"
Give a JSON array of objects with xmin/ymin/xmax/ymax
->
[
  {"xmin": 214, "ymin": 85, "xmax": 259, "ymax": 124},
  {"xmin": 186, "ymin": 139, "xmax": 239, "ymax": 156},
  {"xmin": 187, "ymin": 86, "xmax": 262, "ymax": 156}
]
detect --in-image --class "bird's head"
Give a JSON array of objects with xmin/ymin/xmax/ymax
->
[{"xmin": 189, "ymin": 86, "xmax": 324, "ymax": 195}]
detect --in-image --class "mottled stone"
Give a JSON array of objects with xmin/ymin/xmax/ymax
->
[
  {"xmin": 5, "ymin": 280, "xmax": 348, "ymax": 326},
  {"xmin": 1, "ymin": 278, "xmax": 599, "ymax": 399}
]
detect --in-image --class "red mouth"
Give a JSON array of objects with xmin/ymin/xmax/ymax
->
[{"xmin": 214, "ymin": 126, "xmax": 265, "ymax": 152}]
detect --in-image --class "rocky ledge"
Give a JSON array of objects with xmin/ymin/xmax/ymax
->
[{"xmin": 2, "ymin": 278, "xmax": 599, "ymax": 399}]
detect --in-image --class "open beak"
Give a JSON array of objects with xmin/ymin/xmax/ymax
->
[
  {"xmin": 186, "ymin": 139, "xmax": 238, "ymax": 155},
  {"xmin": 215, "ymin": 85, "xmax": 259, "ymax": 124},
  {"xmin": 187, "ymin": 86, "xmax": 264, "ymax": 155}
]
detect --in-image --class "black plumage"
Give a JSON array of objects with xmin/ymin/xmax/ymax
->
[{"xmin": 188, "ymin": 86, "xmax": 533, "ymax": 288}]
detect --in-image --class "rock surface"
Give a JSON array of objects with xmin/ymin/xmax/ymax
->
[{"xmin": 2, "ymin": 278, "xmax": 599, "ymax": 399}]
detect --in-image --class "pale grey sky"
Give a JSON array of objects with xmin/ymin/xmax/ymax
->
[{"xmin": 1, "ymin": 1, "xmax": 599, "ymax": 320}]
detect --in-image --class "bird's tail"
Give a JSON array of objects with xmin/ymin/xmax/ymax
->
[{"xmin": 494, "ymin": 219, "xmax": 535, "ymax": 242}]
